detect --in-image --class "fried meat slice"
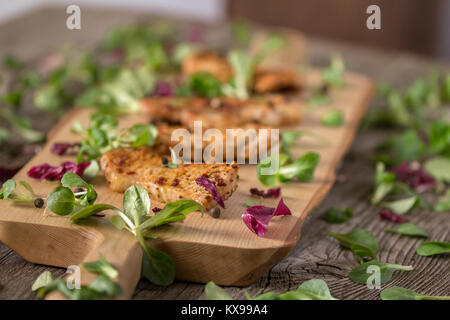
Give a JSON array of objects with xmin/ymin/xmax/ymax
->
[
  {"xmin": 153, "ymin": 123, "xmax": 274, "ymax": 161},
  {"xmin": 100, "ymin": 146, "xmax": 239, "ymax": 210},
  {"xmin": 141, "ymin": 95, "xmax": 301, "ymax": 128},
  {"xmin": 181, "ymin": 51, "xmax": 232, "ymax": 83},
  {"xmin": 181, "ymin": 51, "xmax": 301, "ymax": 94},
  {"xmin": 253, "ymin": 69, "xmax": 301, "ymax": 93}
]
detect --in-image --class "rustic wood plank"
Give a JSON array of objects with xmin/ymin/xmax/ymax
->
[{"xmin": 0, "ymin": 7, "xmax": 449, "ymax": 300}]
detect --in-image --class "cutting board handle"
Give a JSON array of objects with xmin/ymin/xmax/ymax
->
[{"xmin": 46, "ymin": 228, "xmax": 142, "ymax": 300}]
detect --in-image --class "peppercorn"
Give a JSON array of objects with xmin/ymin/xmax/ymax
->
[
  {"xmin": 161, "ymin": 157, "xmax": 169, "ymax": 165},
  {"xmin": 34, "ymin": 198, "xmax": 44, "ymax": 208},
  {"xmin": 319, "ymin": 83, "xmax": 329, "ymax": 95},
  {"xmin": 209, "ymin": 207, "xmax": 221, "ymax": 219}
]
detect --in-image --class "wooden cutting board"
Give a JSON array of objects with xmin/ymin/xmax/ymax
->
[{"xmin": 0, "ymin": 70, "xmax": 374, "ymax": 299}]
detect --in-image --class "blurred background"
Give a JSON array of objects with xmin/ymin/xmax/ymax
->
[{"xmin": 1, "ymin": 0, "xmax": 450, "ymax": 61}]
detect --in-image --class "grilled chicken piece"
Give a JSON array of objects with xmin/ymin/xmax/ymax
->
[
  {"xmin": 182, "ymin": 51, "xmax": 232, "ymax": 83},
  {"xmin": 181, "ymin": 51, "xmax": 301, "ymax": 94},
  {"xmin": 153, "ymin": 123, "xmax": 273, "ymax": 161},
  {"xmin": 100, "ymin": 146, "xmax": 239, "ymax": 210},
  {"xmin": 253, "ymin": 69, "xmax": 300, "ymax": 93},
  {"xmin": 141, "ymin": 95, "xmax": 301, "ymax": 128}
]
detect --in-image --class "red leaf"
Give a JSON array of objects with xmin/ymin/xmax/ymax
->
[
  {"xmin": 195, "ymin": 175, "xmax": 225, "ymax": 208},
  {"xmin": 393, "ymin": 162, "xmax": 435, "ymax": 193},
  {"xmin": 379, "ymin": 209, "xmax": 409, "ymax": 223},
  {"xmin": 27, "ymin": 161, "xmax": 90, "ymax": 181},
  {"xmin": 249, "ymin": 187, "xmax": 281, "ymax": 198},
  {"xmin": 242, "ymin": 198, "xmax": 291, "ymax": 237}
]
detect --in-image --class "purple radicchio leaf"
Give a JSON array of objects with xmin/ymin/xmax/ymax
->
[
  {"xmin": 393, "ymin": 162, "xmax": 435, "ymax": 193},
  {"xmin": 249, "ymin": 188, "xmax": 265, "ymax": 197},
  {"xmin": 250, "ymin": 187, "xmax": 281, "ymax": 198},
  {"xmin": 50, "ymin": 142, "xmax": 80, "ymax": 156},
  {"xmin": 110, "ymin": 48, "xmax": 125, "ymax": 61},
  {"xmin": 242, "ymin": 198, "xmax": 292, "ymax": 237},
  {"xmin": 27, "ymin": 161, "xmax": 90, "ymax": 181},
  {"xmin": 153, "ymin": 81, "xmax": 172, "ymax": 97},
  {"xmin": 272, "ymin": 198, "xmax": 291, "ymax": 216},
  {"xmin": 0, "ymin": 166, "xmax": 21, "ymax": 184},
  {"xmin": 195, "ymin": 175, "xmax": 225, "ymax": 208},
  {"xmin": 187, "ymin": 24, "xmax": 205, "ymax": 43},
  {"xmin": 378, "ymin": 209, "xmax": 409, "ymax": 223},
  {"xmin": 265, "ymin": 188, "xmax": 281, "ymax": 198}
]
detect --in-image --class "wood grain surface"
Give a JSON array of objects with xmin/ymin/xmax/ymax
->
[{"xmin": 0, "ymin": 7, "xmax": 449, "ymax": 300}]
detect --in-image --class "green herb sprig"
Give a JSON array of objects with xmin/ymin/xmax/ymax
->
[
  {"xmin": 308, "ymin": 55, "xmax": 345, "ymax": 106},
  {"xmin": 371, "ymin": 162, "xmax": 396, "ymax": 205},
  {"xmin": 434, "ymin": 190, "xmax": 450, "ymax": 212},
  {"xmin": 73, "ymin": 113, "xmax": 157, "ymax": 162},
  {"xmin": 328, "ymin": 229, "xmax": 379, "ymax": 263},
  {"xmin": 258, "ymin": 130, "xmax": 322, "ymax": 186},
  {"xmin": 0, "ymin": 173, "xmax": 100, "ymax": 215},
  {"xmin": 71, "ymin": 184, "xmax": 204, "ymax": 286},
  {"xmin": 162, "ymin": 147, "xmax": 179, "ymax": 169},
  {"xmin": 321, "ymin": 110, "xmax": 344, "ymax": 127},
  {"xmin": 205, "ymin": 279, "xmax": 337, "ymax": 300},
  {"xmin": 416, "ymin": 241, "xmax": 450, "ymax": 256},
  {"xmin": 371, "ymin": 162, "xmax": 427, "ymax": 215},
  {"xmin": 46, "ymin": 172, "xmax": 97, "ymax": 216},
  {"xmin": 257, "ymin": 152, "xmax": 320, "ymax": 187},
  {"xmin": 32, "ymin": 256, "xmax": 120, "ymax": 300},
  {"xmin": 348, "ymin": 260, "xmax": 413, "ymax": 285},
  {"xmin": 0, "ymin": 179, "xmax": 36, "ymax": 203},
  {"xmin": 2, "ymin": 174, "xmax": 202, "ymax": 287},
  {"xmin": 222, "ymin": 50, "xmax": 256, "ymax": 100},
  {"xmin": 384, "ymin": 222, "xmax": 428, "ymax": 238},
  {"xmin": 185, "ymin": 72, "xmax": 223, "ymax": 98},
  {"xmin": 365, "ymin": 70, "xmax": 450, "ymax": 130},
  {"xmin": 324, "ymin": 207, "xmax": 354, "ymax": 224},
  {"xmin": 380, "ymin": 286, "xmax": 450, "ymax": 300},
  {"xmin": 0, "ymin": 57, "xmax": 44, "ymax": 144},
  {"xmin": 373, "ymin": 161, "xmax": 446, "ymax": 214},
  {"xmin": 76, "ymin": 66, "xmax": 156, "ymax": 114}
]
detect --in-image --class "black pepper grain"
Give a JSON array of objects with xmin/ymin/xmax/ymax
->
[
  {"xmin": 209, "ymin": 207, "xmax": 221, "ymax": 219},
  {"xmin": 161, "ymin": 157, "xmax": 169, "ymax": 165},
  {"xmin": 319, "ymin": 83, "xmax": 329, "ymax": 94},
  {"xmin": 34, "ymin": 198, "xmax": 44, "ymax": 208}
]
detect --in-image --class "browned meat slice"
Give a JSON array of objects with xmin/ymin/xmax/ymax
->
[
  {"xmin": 181, "ymin": 51, "xmax": 232, "ymax": 83},
  {"xmin": 141, "ymin": 95, "xmax": 301, "ymax": 128},
  {"xmin": 181, "ymin": 51, "xmax": 301, "ymax": 94},
  {"xmin": 253, "ymin": 69, "xmax": 301, "ymax": 93},
  {"xmin": 100, "ymin": 146, "xmax": 239, "ymax": 210},
  {"xmin": 153, "ymin": 123, "xmax": 274, "ymax": 161}
]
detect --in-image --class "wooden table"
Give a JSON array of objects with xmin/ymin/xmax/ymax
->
[{"xmin": 0, "ymin": 7, "xmax": 449, "ymax": 300}]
